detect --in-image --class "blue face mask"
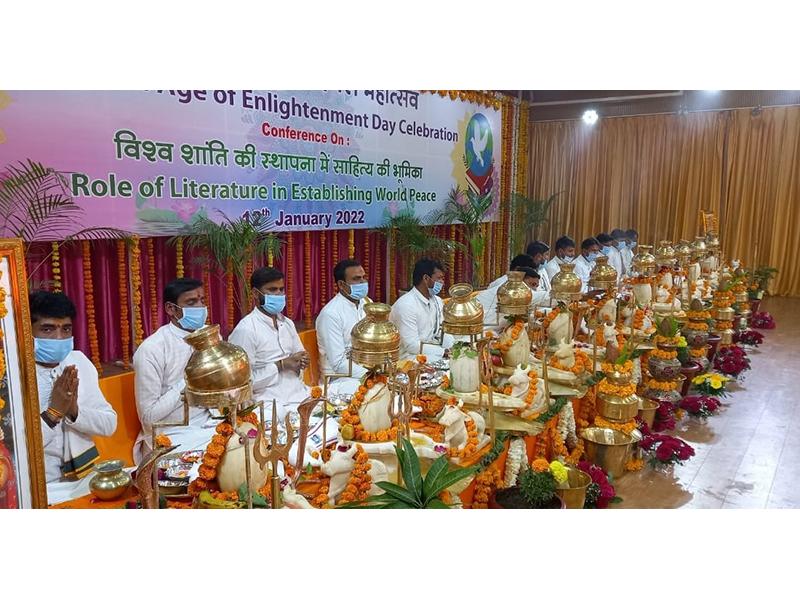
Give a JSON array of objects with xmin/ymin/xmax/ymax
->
[
  {"xmin": 630, "ymin": 241, "xmax": 637, "ymax": 249},
  {"xmin": 601, "ymin": 246, "xmax": 613, "ymax": 256},
  {"xmin": 262, "ymin": 293, "xmax": 286, "ymax": 315},
  {"xmin": 34, "ymin": 337, "xmax": 73, "ymax": 364},
  {"xmin": 587, "ymin": 251, "xmax": 601, "ymax": 262},
  {"xmin": 430, "ymin": 280, "xmax": 444, "ymax": 296},
  {"xmin": 617, "ymin": 240, "xmax": 627, "ymax": 250},
  {"xmin": 347, "ymin": 282, "xmax": 369, "ymax": 301},
  {"xmin": 176, "ymin": 306, "xmax": 208, "ymax": 331},
  {"xmin": 562, "ymin": 255, "xmax": 574, "ymax": 263}
]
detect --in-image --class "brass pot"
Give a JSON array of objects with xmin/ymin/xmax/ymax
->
[
  {"xmin": 655, "ymin": 240, "xmax": 676, "ymax": 267},
  {"xmin": 580, "ymin": 427, "xmax": 634, "ymax": 478},
  {"xmin": 555, "ymin": 467, "xmax": 592, "ymax": 509},
  {"xmin": 589, "ymin": 256, "xmax": 617, "ymax": 290},
  {"xmin": 551, "ymin": 263, "xmax": 583, "ymax": 301},
  {"xmin": 184, "ymin": 325, "xmax": 252, "ymax": 408},
  {"xmin": 713, "ymin": 306, "xmax": 736, "ymax": 321},
  {"xmin": 632, "ymin": 245, "xmax": 657, "ymax": 276},
  {"xmin": 606, "ymin": 368, "xmax": 632, "ymax": 386},
  {"xmin": 637, "ymin": 398, "xmax": 659, "ymax": 429},
  {"xmin": 734, "ymin": 290, "xmax": 749, "ymax": 306},
  {"xmin": 597, "ymin": 392, "xmax": 640, "ymax": 422},
  {"xmin": 648, "ymin": 352, "xmax": 682, "ymax": 381},
  {"xmin": 674, "ymin": 239, "xmax": 693, "ymax": 266},
  {"xmin": 443, "ymin": 283, "xmax": 484, "ymax": 336},
  {"xmin": 683, "ymin": 328, "xmax": 709, "ymax": 348},
  {"xmin": 89, "ymin": 459, "xmax": 132, "ymax": 501},
  {"xmin": 691, "ymin": 237, "xmax": 707, "ymax": 261},
  {"xmin": 350, "ymin": 302, "xmax": 400, "ymax": 367},
  {"xmin": 497, "ymin": 271, "xmax": 532, "ymax": 315}
]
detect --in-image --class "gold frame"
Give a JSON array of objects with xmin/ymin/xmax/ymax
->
[{"xmin": 0, "ymin": 238, "xmax": 47, "ymax": 508}]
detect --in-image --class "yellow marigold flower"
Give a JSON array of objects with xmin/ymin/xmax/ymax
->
[{"xmin": 549, "ymin": 461, "xmax": 569, "ymax": 484}]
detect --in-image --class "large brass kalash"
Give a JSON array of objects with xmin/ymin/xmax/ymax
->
[
  {"xmin": 442, "ymin": 284, "xmax": 496, "ymax": 443},
  {"xmin": 655, "ymin": 240, "xmax": 676, "ymax": 269},
  {"xmin": 496, "ymin": 271, "xmax": 533, "ymax": 317},
  {"xmin": 632, "ymin": 245, "xmax": 657, "ymax": 276},
  {"xmin": 146, "ymin": 325, "xmax": 291, "ymax": 509},
  {"xmin": 588, "ymin": 255, "xmax": 617, "ymax": 291}
]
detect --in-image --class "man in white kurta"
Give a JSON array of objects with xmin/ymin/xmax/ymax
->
[
  {"xmin": 390, "ymin": 258, "xmax": 454, "ymax": 361},
  {"xmin": 229, "ymin": 268, "xmax": 310, "ymax": 420},
  {"xmin": 477, "ymin": 267, "xmax": 547, "ymax": 332},
  {"xmin": 29, "ymin": 291, "xmax": 117, "ymax": 503},
  {"xmin": 316, "ymin": 259, "xmax": 370, "ymax": 395},
  {"xmin": 544, "ymin": 236, "xmax": 577, "ymax": 282},
  {"xmin": 133, "ymin": 278, "xmax": 216, "ymax": 464},
  {"xmin": 597, "ymin": 232, "xmax": 625, "ymax": 283},
  {"xmin": 574, "ymin": 238, "xmax": 602, "ymax": 293}
]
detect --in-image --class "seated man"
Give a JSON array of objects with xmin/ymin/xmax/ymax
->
[
  {"xmin": 316, "ymin": 259, "xmax": 370, "ymax": 395},
  {"xmin": 133, "ymin": 278, "xmax": 216, "ymax": 464},
  {"xmin": 229, "ymin": 267, "xmax": 310, "ymax": 420},
  {"xmin": 596, "ymin": 232, "xmax": 625, "ymax": 282},
  {"xmin": 31, "ymin": 291, "xmax": 117, "ymax": 493},
  {"xmin": 526, "ymin": 240, "xmax": 552, "ymax": 293},
  {"xmin": 478, "ymin": 267, "xmax": 542, "ymax": 332},
  {"xmin": 389, "ymin": 258, "xmax": 454, "ymax": 361},
  {"xmin": 544, "ymin": 236, "xmax": 576, "ymax": 281},
  {"xmin": 574, "ymin": 237, "xmax": 602, "ymax": 293}
]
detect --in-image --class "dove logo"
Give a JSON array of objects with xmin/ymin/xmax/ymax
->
[{"xmin": 464, "ymin": 113, "xmax": 495, "ymax": 194}]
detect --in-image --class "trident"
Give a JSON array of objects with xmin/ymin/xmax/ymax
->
[{"xmin": 254, "ymin": 399, "xmax": 294, "ymax": 509}]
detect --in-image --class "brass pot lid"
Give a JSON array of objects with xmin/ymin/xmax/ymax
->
[
  {"xmin": 443, "ymin": 283, "xmax": 484, "ymax": 326},
  {"xmin": 589, "ymin": 255, "xmax": 617, "ymax": 289},
  {"xmin": 675, "ymin": 239, "xmax": 693, "ymax": 263},
  {"xmin": 691, "ymin": 236, "xmax": 708, "ymax": 259},
  {"xmin": 183, "ymin": 324, "xmax": 252, "ymax": 393},
  {"xmin": 551, "ymin": 262, "xmax": 583, "ymax": 300},
  {"xmin": 350, "ymin": 302, "xmax": 400, "ymax": 364},
  {"xmin": 497, "ymin": 271, "xmax": 532, "ymax": 315}
]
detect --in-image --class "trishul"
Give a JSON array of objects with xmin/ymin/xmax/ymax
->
[{"xmin": 254, "ymin": 399, "xmax": 294, "ymax": 508}]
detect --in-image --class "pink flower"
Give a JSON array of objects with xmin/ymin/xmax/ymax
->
[{"xmin": 170, "ymin": 199, "xmax": 199, "ymax": 222}]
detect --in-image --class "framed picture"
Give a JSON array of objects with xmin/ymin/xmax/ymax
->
[{"xmin": 0, "ymin": 238, "xmax": 47, "ymax": 508}]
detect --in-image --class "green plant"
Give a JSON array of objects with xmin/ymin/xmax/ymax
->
[
  {"xmin": 450, "ymin": 341, "xmax": 478, "ymax": 360},
  {"xmin": 428, "ymin": 186, "xmax": 493, "ymax": 288},
  {"xmin": 518, "ymin": 465, "xmax": 557, "ymax": 508},
  {"xmin": 508, "ymin": 191, "xmax": 561, "ymax": 255},
  {"xmin": 750, "ymin": 266, "xmax": 778, "ymax": 294},
  {"xmin": 656, "ymin": 315, "xmax": 681, "ymax": 338},
  {"xmin": 178, "ymin": 212, "xmax": 283, "ymax": 314},
  {"xmin": 341, "ymin": 438, "xmax": 476, "ymax": 508},
  {"xmin": 0, "ymin": 159, "xmax": 130, "ymax": 282},
  {"xmin": 375, "ymin": 197, "xmax": 458, "ymax": 288}
]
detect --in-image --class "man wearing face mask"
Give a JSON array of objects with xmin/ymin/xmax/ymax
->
[
  {"xmin": 390, "ymin": 258, "xmax": 454, "ymax": 361},
  {"xmin": 477, "ymin": 256, "xmax": 549, "ymax": 329},
  {"xmin": 31, "ymin": 291, "xmax": 117, "ymax": 489},
  {"xmin": 229, "ymin": 267, "xmax": 310, "ymax": 419},
  {"xmin": 544, "ymin": 236, "xmax": 577, "ymax": 282},
  {"xmin": 574, "ymin": 237, "xmax": 602, "ymax": 293},
  {"xmin": 315, "ymin": 259, "xmax": 371, "ymax": 395},
  {"xmin": 611, "ymin": 229, "xmax": 633, "ymax": 275},
  {"xmin": 625, "ymin": 229, "xmax": 638, "ymax": 272},
  {"xmin": 526, "ymin": 240, "xmax": 552, "ymax": 293},
  {"xmin": 133, "ymin": 278, "xmax": 216, "ymax": 464},
  {"xmin": 596, "ymin": 232, "xmax": 625, "ymax": 282}
]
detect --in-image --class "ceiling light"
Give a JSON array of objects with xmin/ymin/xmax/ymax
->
[{"xmin": 582, "ymin": 109, "xmax": 598, "ymax": 125}]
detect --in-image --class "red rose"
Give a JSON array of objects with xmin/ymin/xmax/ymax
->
[{"xmin": 656, "ymin": 445, "xmax": 675, "ymax": 462}]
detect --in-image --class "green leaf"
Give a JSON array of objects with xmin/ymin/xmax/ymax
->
[
  {"xmin": 424, "ymin": 465, "xmax": 477, "ymax": 500},
  {"xmin": 380, "ymin": 500, "xmax": 413, "ymax": 509},
  {"xmin": 397, "ymin": 437, "xmax": 423, "ymax": 502},
  {"xmin": 375, "ymin": 481, "xmax": 421, "ymax": 507},
  {"xmin": 425, "ymin": 498, "xmax": 452, "ymax": 509},
  {"xmin": 421, "ymin": 455, "xmax": 450, "ymax": 500}
]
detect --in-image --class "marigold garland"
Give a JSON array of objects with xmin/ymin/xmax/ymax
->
[
  {"xmin": 449, "ymin": 417, "xmax": 479, "ymax": 459},
  {"xmin": 147, "ymin": 238, "xmax": 158, "ymax": 333},
  {"xmin": 690, "ymin": 347, "xmax": 708, "ymax": 359},
  {"xmin": 685, "ymin": 321, "xmax": 710, "ymax": 331},
  {"xmin": 646, "ymin": 378, "xmax": 679, "ymax": 392},
  {"xmin": 0, "ymin": 273, "xmax": 7, "ymax": 385},
  {"xmin": 651, "ymin": 347, "xmax": 678, "ymax": 361},
  {"xmin": 50, "ymin": 241, "xmax": 62, "ymax": 292},
  {"xmin": 348, "ymin": 228, "xmax": 355, "ymax": 259},
  {"xmin": 202, "ymin": 261, "xmax": 213, "ymax": 324},
  {"xmin": 361, "ymin": 231, "xmax": 369, "ymax": 287},
  {"xmin": 550, "ymin": 348, "xmax": 593, "ymax": 376},
  {"xmin": 338, "ymin": 374, "xmax": 398, "ymax": 443},
  {"xmin": 304, "ymin": 230, "xmax": 312, "ymax": 328},
  {"xmin": 594, "ymin": 415, "xmax": 638, "ymax": 435},
  {"xmin": 319, "ymin": 231, "xmax": 328, "ymax": 301},
  {"xmin": 449, "ymin": 225, "xmax": 456, "ymax": 289},
  {"xmin": 472, "ymin": 465, "xmax": 502, "ymax": 509},
  {"xmin": 76, "ymin": 242, "xmax": 101, "ymax": 370},
  {"xmin": 625, "ymin": 457, "xmax": 645, "ymax": 471},
  {"xmin": 225, "ymin": 258, "xmax": 235, "ymax": 332},
  {"xmin": 576, "ymin": 387, "xmax": 597, "ymax": 429},
  {"xmin": 374, "ymin": 231, "xmax": 382, "ymax": 302},
  {"xmin": 116, "ymin": 240, "xmax": 131, "ymax": 367},
  {"xmin": 175, "ymin": 237, "xmax": 184, "ymax": 278},
  {"xmin": 311, "ymin": 480, "xmax": 331, "ymax": 509},
  {"xmin": 332, "ymin": 229, "xmax": 339, "ymax": 270},
  {"xmin": 496, "ymin": 319, "xmax": 526, "ymax": 352},
  {"xmin": 129, "ymin": 236, "xmax": 144, "ymax": 347},
  {"xmin": 286, "ymin": 232, "xmax": 294, "ymax": 319},
  {"xmin": 338, "ymin": 444, "xmax": 373, "ymax": 504}
]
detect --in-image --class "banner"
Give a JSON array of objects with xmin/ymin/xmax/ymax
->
[{"xmin": 0, "ymin": 90, "xmax": 502, "ymax": 238}]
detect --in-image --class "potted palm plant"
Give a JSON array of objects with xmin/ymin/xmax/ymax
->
[{"xmin": 508, "ymin": 191, "xmax": 561, "ymax": 256}]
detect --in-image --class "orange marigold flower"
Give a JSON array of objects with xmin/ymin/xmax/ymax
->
[
  {"xmin": 310, "ymin": 386, "xmax": 322, "ymax": 399},
  {"xmin": 202, "ymin": 454, "xmax": 220, "ymax": 468},
  {"xmin": 206, "ymin": 443, "xmax": 225, "ymax": 459},
  {"xmin": 215, "ymin": 422, "xmax": 234, "ymax": 436},
  {"xmin": 532, "ymin": 458, "xmax": 550, "ymax": 473},
  {"xmin": 416, "ymin": 354, "xmax": 427, "ymax": 364},
  {"xmin": 198, "ymin": 465, "xmax": 217, "ymax": 481},
  {"xmin": 154, "ymin": 434, "xmax": 172, "ymax": 448}
]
